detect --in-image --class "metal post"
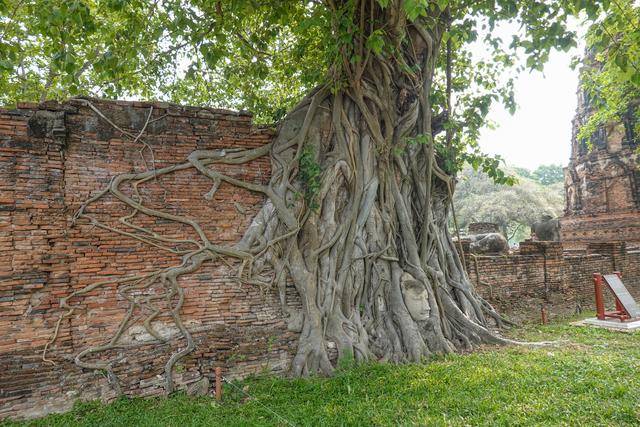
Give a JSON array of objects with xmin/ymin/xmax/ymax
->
[
  {"xmin": 215, "ymin": 367, "xmax": 222, "ymax": 401},
  {"xmin": 593, "ymin": 273, "xmax": 605, "ymax": 320}
]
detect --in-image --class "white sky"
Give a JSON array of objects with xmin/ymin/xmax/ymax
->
[
  {"xmin": 474, "ymin": 21, "xmax": 586, "ymax": 171},
  {"xmin": 477, "ymin": 51, "xmax": 579, "ymax": 170}
]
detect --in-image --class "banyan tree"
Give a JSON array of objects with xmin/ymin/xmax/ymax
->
[{"xmin": 10, "ymin": 0, "xmax": 611, "ymax": 387}]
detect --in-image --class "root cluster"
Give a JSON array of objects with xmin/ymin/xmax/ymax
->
[{"xmin": 43, "ymin": 3, "xmax": 517, "ymax": 393}]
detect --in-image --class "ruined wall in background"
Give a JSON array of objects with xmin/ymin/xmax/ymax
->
[
  {"xmin": 0, "ymin": 99, "xmax": 300, "ymax": 419},
  {"xmin": 465, "ymin": 241, "xmax": 640, "ymax": 323}
]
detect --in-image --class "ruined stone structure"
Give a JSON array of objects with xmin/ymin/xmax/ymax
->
[
  {"xmin": 1, "ymin": 99, "xmax": 639, "ymax": 420},
  {"xmin": 465, "ymin": 241, "xmax": 640, "ymax": 323},
  {"xmin": 561, "ymin": 86, "xmax": 640, "ymax": 248},
  {"xmin": 467, "ymin": 222, "xmax": 500, "ymax": 235}
]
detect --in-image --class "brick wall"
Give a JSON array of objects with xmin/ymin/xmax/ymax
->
[
  {"xmin": 560, "ymin": 211, "xmax": 640, "ymax": 250},
  {"xmin": 465, "ymin": 241, "xmax": 640, "ymax": 323},
  {"xmin": 2, "ymin": 99, "xmax": 640, "ymax": 420},
  {"xmin": 0, "ymin": 99, "xmax": 300, "ymax": 419}
]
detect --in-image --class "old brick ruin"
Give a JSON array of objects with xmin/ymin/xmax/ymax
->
[
  {"xmin": 464, "ymin": 241, "xmax": 639, "ymax": 323},
  {"xmin": 561, "ymin": 86, "xmax": 639, "ymax": 248},
  {"xmin": 0, "ymin": 99, "xmax": 299, "ymax": 419},
  {"xmin": 1, "ymin": 98, "xmax": 639, "ymax": 420}
]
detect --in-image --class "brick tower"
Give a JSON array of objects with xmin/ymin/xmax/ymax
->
[{"xmin": 561, "ymin": 80, "xmax": 640, "ymax": 248}]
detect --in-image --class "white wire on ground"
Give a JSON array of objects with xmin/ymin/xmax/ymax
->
[{"xmin": 221, "ymin": 375, "xmax": 297, "ymax": 427}]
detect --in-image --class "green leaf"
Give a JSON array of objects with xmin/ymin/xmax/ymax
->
[
  {"xmin": 614, "ymin": 52, "xmax": 628, "ymax": 72},
  {"xmin": 403, "ymin": 0, "xmax": 426, "ymax": 21},
  {"xmin": 0, "ymin": 59, "xmax": 13, "ymax": 71},
  {"xmin": 366, "ymin": 30, "xmax": 385, "ymax": 55},
  {"xmin": 436, "ymin": 0, "xmax": 449, "ymax": 12}
]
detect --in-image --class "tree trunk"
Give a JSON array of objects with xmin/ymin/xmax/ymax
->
[
  {"xmin": 62, "ymin": 2, "xmax": 512, "ymax": 388},
  {"xmin": 231, "ymin": 4, "xmax": 512, "ymax": 376}
]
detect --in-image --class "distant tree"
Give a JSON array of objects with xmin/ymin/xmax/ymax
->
[
  {"xmin": 532, "ymin": 164, "xmax": 564, "ymax": 186},
  {"xmin": 512, "ymin": 164, "xmax": 564, "ymax": 186},
  {"xmin": 454, "ymin": 166, "xmax": 563, "ymax": 243},
  {"xmin": 513, "ymin": 167, "xmax": 534, "ymax": 180}
]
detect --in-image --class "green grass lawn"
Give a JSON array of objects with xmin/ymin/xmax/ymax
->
[{"xmin": 5, "ymin": 316, "xmax": 640, "ymax": 426}]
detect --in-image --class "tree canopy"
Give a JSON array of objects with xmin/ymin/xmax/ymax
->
[
  {"xmin": 0, "ymin": 1, "xmax": 625, "ymax": 157},
  {"xmin": 514, "ymin": 164, "xmax": 564, "ymax": 186},
  {"xmin": 576, "ymin": 0, "xmax": 640, "ymax": 145}
]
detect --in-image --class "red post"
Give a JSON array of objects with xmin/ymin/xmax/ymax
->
[
  {"xmin": 593, "ymin": 273, "xmax": 605, "ymax": 320},
  {"xmin": 613, "ymin": 271, "xmax": 624, "ymax": 317},
  {"xmin": 215, "ymin": 367, "xmax": 222, "ymax": 401},
  {"xmin": 540, "ymin": 305, "xmax": 548, "ymax": 325},
  {"xmin": 615, "ymin": 297, "xmax": 624, "ymax": 313}
]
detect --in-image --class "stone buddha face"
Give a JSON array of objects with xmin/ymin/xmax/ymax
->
[{"xmin": 401, "ymin": 272, "xmax": 431, "ymax": 321}]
